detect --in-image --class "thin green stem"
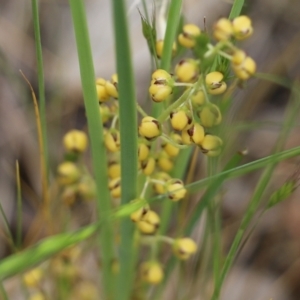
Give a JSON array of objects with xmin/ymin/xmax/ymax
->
[
  {"xmin": 68, "ymin": 1, "xmax": 114, "ymax": 298},
  {"xmin": 16, "ymin": 161, "xmax": 22, "ymax": 249},
  {"xmin": 31, "ymin": 0, "xmax": 49, "ymax": 179}
]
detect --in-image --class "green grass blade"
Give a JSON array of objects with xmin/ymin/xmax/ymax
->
[
  {"xmin": 228, "ymin": 0, "xmax": 245, "ymax": 19},
  {"xmin": 111, "ymin": 1, "xmax": 138, "ymax": 299},
  {"xmin": 31, "ymin": 0, "xmax": 49, "ymax": 178},
  {"xmin": 68, "ymin": 1, "xmax": 114, "ymax": 298},
  {"xmin": 15, "ymin": 161, "xmax": 22, "ymax": 249},
  {"xmin": 152, "ymin": 0, "xmax": 182, "ymax": 118},
  {"xmin": 0, "ymin": 222, "xmax": 99, "ymax": 280}
]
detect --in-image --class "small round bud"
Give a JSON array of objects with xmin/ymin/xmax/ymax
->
[
  {"xmin": 199, "ymin": 134, "xmax": 223, "ymax": 157},
  {"xmin": 157, "ymin": 151, "xmax": 174, "ymax": 172},
  {"xmin": 156, "ymin": 40, "xmax": 177, "ymax": 59},
  {"xmin": 149, "ymin": 83, "xmax": 173, "ymax": 102},
  {"xmin": 231, "ymin": 50, "xmax": 247, "ymax": 65},
  {"xmin": 170, "ymin": 109, "xmax": 192, "ymax": 131},
  {"xmin": 187, "ymin": 123, "xmax": 205, "ymax": 145},
  {"xmin": 175, "ymin": 59, "xmax": 199, "ymax": 83},
  {"xmin": 191, "ymin": 89, "xmax": 205, "ymax": 107},
  {"xmin": 99, "ymin": 104, "xmax": 111, "ymax": 124},
  {"xmin": 57, "ymin": 162, "xmax": 81, "ymax": 185},
  {"xmin": 130, "ymin": 199, "xmax": 150, "ymax": 222},
  {"xmin": 108, "ymin": 162, "xmax": 121, "ymax": 179},
  {"xmin": 205, "ymin": 71, "xmax": 227, "ymax": 95},
  {"xmin": 232, "ymin": 15, "xmax": 253, "ymax": 40},
  {"xmin": 213, "ymin": 18, "xmax": 233, "ymax": 41},
  {"xmin": 136, "ymin": 210, "xmax": 160, "ymax": 234},
  {"xmin": 173, "ymin": 238, "xmax": 197, "ymax": 260},
  {"xmin": 63, "ymin": 130, "xmax": 88, "ymax": 154},
  {"xmin": 152, "ymin": 172, "xmax": 171, "ymax": 194},
  {"xmin": 181, "ymin": 129, "xmax": 193, "ymax": 145},
  {"xmin": 140, "ymin": 156, "xmax": 156, "ymax": 176},
  {"xmin": 166, "ymin": 179, "xmax": 187, "ymax": 201},
  {"xmin": 140, "ymin": 261, "xmax": 164, "ymax": 284},
  {"xmin": 139, "ymin": 117, "xmax": 161, "ymax": 141},
  {"xmin": 108, "ymin": 177, "xmax": 121, "ymax": 198},
  {"xmin": 178, "ymin": 24, "xmax": 201, "ymax": 48},
  {"xmin": 104, "ymin": 130, "xmax": 120, "ymax": 152},
  {"xmin": 162, "ymin": 133, "xmax": 182, "ymax": 157},
  {"xmin": 198, "ymin": 103, "xmax": 222, "ymax": 128},
  {"xmin": 138, "ymin": 141, "xmax": 150, "ymax": 161},
  {"xmin": 23, "ymin": 268, "xmax": 43, "ymax": 288},
  {"xmin": 151, "ymin": 69, "xmax": 172, "ymax": 81},
  {"xmin": 77, "ymin": 176, "xmax": 96, "ymax": 200},
  {"xmin": 96, "ymin": 78, "xmax": 110, "ymax": 102},
  {"xmin": 105, "ymin": 74, "xmax": 118, "ymax": 98},
  {"xmin": 232, "ymin": 56, "xmax": 256, "ymax": 80}
]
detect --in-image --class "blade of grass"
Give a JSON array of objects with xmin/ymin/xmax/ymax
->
[
  {"xmin": 68, "ymin": 1, "xmax": 114, "ymax": 298},
  {"xmin": 31, "ymin": 0, "xmax": 49, "ymax": 179},
  {"xmin": 211, "ymin": 84, "xmax": 300, "ymax": 300},
  {"xmin": 152, "ymin": 0, "xmax": 182, "ymax": 118},
  {"xmin": 111, "ymin": 1, "xmax": 138, "ymax": 299},
  {"xmin": 15, "ymin": 161, "xmax": 22, "ymax": 249},
  {"xmin": 228, "ymin": 0, "xmax": 245, "ymax": 20},
  {"xmin": 0, "ymin": 222, "xmax": 100, "ymax": 280}
]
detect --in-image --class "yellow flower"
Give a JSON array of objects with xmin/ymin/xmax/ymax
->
[
  {"xmin": 187, "ymin": 123, "xmax": 205, "ymax": 145},
  {"xmin": 104, "ymin": 130, "xmax": 121, "ymax": 152},
  {"xmin": 205, "ymin": 71, "xmax": 227, "ymax": 95},
  {"xmin": 198, "ymin": 103, "xmax": 222, "ymax": 128},
  {"xmin": 138, "ymin": 117, "xmax": 161, "ymax": 141},
  {"xmin": 140, "ymin": 156, "xmax": 156, "ymax": 176},
  {"xmin": 173, "ymin": 238, "xmax": 197, "ymax": 260},
  {"xmin": 152, "ymin": 172, "xmax": 171, "ymax": 194},
  {"xmin": 105, "ymin": 74, "xmax": 118, "ymax": 98},
  {"xmin": 156, "ymin": 40, "xmax": 177, "ymax": 59},
  {"xmin": 170, "ymin": 109, "xmax": 192, "ymax": 131},
  {"xmin": 213, "ymin": 18, "xmax": 233, "ymax": 41},
  {"xmin": 178, "ymin": 24, "xmax": 201, "ymax": 48},
  {"xmin": 108, "ymin": 177, "xmax": 121, "ymax": 198},
  {"xmin": 57, "ymin": 162, "xmax": 81, "ymax": 185},
  {"xmin": 136, "ymin": 210, "xmax": 160, "ymax": 234},
  {"xmin": 166, "ymin": 179, "xmax": 187, "ymax": 201},
  {"xmin": 23, "ymin": 268, "xmax": 43, "ymax": 288},
  {"xmin": 199, "ymin": 134, "xmax": 223, "ymax": 157},
  {"xmin": 175, "ymin": 59, "xmax": 199, "ymax": 83},
  {"xmin": 232, "ymin": 15, "xmax": 253, "ymax": 40},
  {"xmin": 96, "ymin": 77, "xmax": 110, "ymax": 102},
  {"xmin": 63, "ymin": 130, "xmax": 88, "ymax": 154},
  {"xmin": 140, "ymin": 261, "xmax": 164, "ymax": 284}
]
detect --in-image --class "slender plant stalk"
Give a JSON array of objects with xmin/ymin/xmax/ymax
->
[
  {"xmin": 228, "ymin": 0, "xmax": 245, "ymax": 19},
  {"xmin": 111, "ymin": 0, "xmax": 139, "ymax": 299},
  {"xmin": 68, "ymin": 1, "xmax": 114, "ymax": 298},
  {"xmin": 152, "ymin": 0, "xmax": 182, "ymax": 118},
  {"xmin": 15, "ymin": 161, "xmax": 22, "ymax": 249},
  {"xmin": 31, "ymin": 0, "xmax": 49, "ymax": 179}
]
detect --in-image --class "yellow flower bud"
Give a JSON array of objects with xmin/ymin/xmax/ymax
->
[
  {"xmin": 28, "ymin": 292, "xmax": 46, "ymax": 300},
  {"xmin": 232, "ymin": 15, "xmax": 253, "ymax": 40},
  {"xmin": 99, "ymin": 104, "xmax": 111, "ymax": 124},
  {"xmin": 96, "ymin": 77, "xmax": 110, "ymax": 102},
  {"xmin": 136, "ymin": 210, "xmax": 160, "ymax": 234},
  {"xmin": 213, "ymin": 18, "xmax": 233, "ymax": 41},
  {"xmin": 162, "ymin": 133, "xmax": 182, "ymax": 157},
  {"xmin": 104, "ymin": 130, "xmax": 120, "ymax": 152},
  {"xmin": 138, "ymin": 142, "xmax": 150, "ymax": 161},
  {"xmin": 23, "ymin": 268, "xmax": 43, "ymax": 288},
  {"xmin": 178, "ymin": 24, "xmax": 201, "ymax": 48},
  {"xmin": 191, "ymin": 89, "xmax": 205, "ymax": 107},
  {"xmin": 173, "ymin": 238, "xmax": 197, "ymax": 260},
  {"xmin": 149, "ymin": 83, "xmax": 173, "ymax": 102},
  {"xmin": 199, "ymin": 103, "xmax": 222, "ymax": 128},
  {"xmin": 130, "ymin": 199, "xmax": 150, "ymax": 222},
  {"xmin": 175, "ymin": 59, "xmax": 199, "ymax": 83},
  {"xmin": 181, "ymin": 129, "xmax": 193, "ymax": 145},
  {"xmin": 231, "ymin": 50, "xmax": 247, "ymax": 65},
  {"xmin": 77, "ymin": 176, "xmax": 96, "ymax": 200},
  {"xmin": 152, "ymin": 172, "xmax": 171, "ymax": 194},
  {"xmin": 156, "ymin": 40, "xmax": 177, "ymax": 59},
  {"xmin": 139, "ymin": 117, "xmax": 161, "ymax": 141},
  {"xmin": 140, "ymin": 261, "xmax": 163, "ymax": 284},
  {"xmin": 187, "ymin": 123, "xmax": 205, "ymax": 145},
  {"xmin": 166, "ymin": 179, "xmax": 187, "ymax": 201},
  {"xmin": 105, "ymin": 74, "xmax": 118, "ymax": 98},
  {"xmin": 232, "ymin": 56, "xmax": 256, "ymax": 80},
  {"xmin": 63, "ymin": 130, "xmax": 88, "ymax": 154},
  {"xmin": 140, "ymin": 156, "xmax": 156, "ymax": 176},
  {"xmin": 170, "ymin": 110, "xmax": 192, "ymax": 131},
  {"xmin": 108, "ymin": 177, "xmax": 121, "ymax": 198},
  {"xmin": 200, "ymin": 134, "xmax": 223, "ymax": 157},
  {"xmin": 205, "ymin": 71, "xmax": 227, "ymax": 95},
  {"xmin": 108, "ymin": 162, "xmax": 121, "ymax": 179},
  {"xmin": 157, "ymin": 151, "xmax": 174, "ymax": 172},
  {"xmin": 151, "ymin": 69, "xmax": 172, "ymax": 81},
  {"xmin": 57, "ymin": 162, "xmax": 81, "ymax": 185}
]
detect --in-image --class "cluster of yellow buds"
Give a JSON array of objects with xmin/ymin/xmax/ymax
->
[{"xmin": 56, "ymin": 130, "xmax": 96, "ymax": 206}]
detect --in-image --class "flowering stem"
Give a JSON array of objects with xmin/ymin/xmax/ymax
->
[{"xmin": 161, "ymin": 133, "xmax": 189, "ymax": 149}]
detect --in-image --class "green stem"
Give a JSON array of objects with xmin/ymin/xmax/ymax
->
[
  {"xmin": 68, "ymin": 1, "xmax": 114, "ymax": 298},
  {"xmin": 31, "ymin": 0, "xmax": 49, "ymax": 179}
]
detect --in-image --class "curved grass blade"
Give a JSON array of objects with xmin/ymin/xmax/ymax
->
[{"xmin": 228, "ymin": 0, "xmax": 245, "ymax": 20}]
